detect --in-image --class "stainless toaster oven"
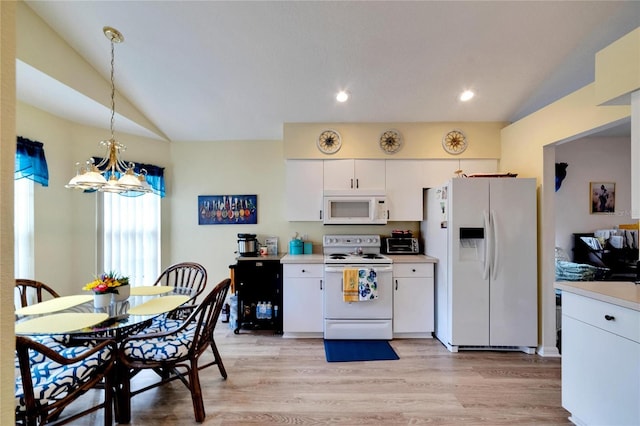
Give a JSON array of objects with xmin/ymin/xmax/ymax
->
[{"xmin": 384, "ymin": 237, "xmax": 420, "ymax": 254}]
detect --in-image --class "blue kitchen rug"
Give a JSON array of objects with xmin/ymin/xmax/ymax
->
[{"xmin": 323, "ymin": 340, "xmax": 399, "ymax": 362}]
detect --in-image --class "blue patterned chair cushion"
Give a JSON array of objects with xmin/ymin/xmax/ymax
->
[
  {"xmin": 123, "ymin": 326, "xmax": 197, "ymax": 361},
  {"xmin": 23, "ymin": 335, "xmax": 71, "ymax": 363},
  {"xmin": 15, "ymin": 343, "xmax": 113, "ymax": 413},
  {"xmin": 146, "ymin": 316, "xmax": 185, "ymax": 334}
]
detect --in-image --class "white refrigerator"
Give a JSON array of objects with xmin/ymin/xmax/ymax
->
[{"xmin": 421, "ymin": 178, "xmax": 537, "ymax": 353}]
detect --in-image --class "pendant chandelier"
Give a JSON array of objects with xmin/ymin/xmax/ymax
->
[{"xmin": 66, "ymin": 26, "xmax": 151, "ymax": 195}]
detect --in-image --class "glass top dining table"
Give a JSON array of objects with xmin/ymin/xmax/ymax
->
[
  {"xmin": 15, "ymin": 285, "xmax": 199, "ymax": 424},
  {"xmin": 15, "ymin": 286, "xmax": 197, "ymax": 338}
]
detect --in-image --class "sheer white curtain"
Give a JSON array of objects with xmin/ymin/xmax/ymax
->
[
  {"xmin": 14, "ymin": 178, "xmax": 34, "ymax": 279},
  {"xmin": 99, "ymin": 192, "xmax": 161, "ymax": 286},
  {"xmin": 15, "ymin": 178, "xmax": 35, "ymax": 307}
]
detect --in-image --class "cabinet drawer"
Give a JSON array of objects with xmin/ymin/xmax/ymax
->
[
  {"xmin": 284, "ymin": 264, "xmax": 323, "ymax": 278},
  {"xmin": 393, "ymin": 263, "xmax": 433, "ymax": 278},
  {"xmin": 563, "ymin": 292, "xmax": 640, "ymax": 343}
]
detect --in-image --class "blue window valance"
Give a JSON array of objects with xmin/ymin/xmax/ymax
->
[
  {"xmin": 93, "ymin": 157, "xmax": 166, "ymax": 198},
  {"xmin": 15, "ymin": 137, "xmax": 49, "ymax": 187}
]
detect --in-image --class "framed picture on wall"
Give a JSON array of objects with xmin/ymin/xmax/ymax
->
[
  {"xmin": 590, "ymin": 182, "xmax": 615, "ymax": 214},
  {"xmin": 198, "ymin": 194, "xmax": 257, "ymax": 225}
]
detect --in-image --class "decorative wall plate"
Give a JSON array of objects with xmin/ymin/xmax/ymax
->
[
  {"xmin": 442, "ymin": 129, "xmax": 468, "ymax": 154},
  {"xmin": 379, "ymin": 129, "xmax": 402, "ymax": 154},
  {"xmin": 317, "ymin": 129, "xmax": 342, "ymax": 154}
]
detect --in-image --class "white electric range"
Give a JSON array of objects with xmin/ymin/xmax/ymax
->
[{"xmin": 322, "ymin": 234, "xmax": 393, "ymax": 340}]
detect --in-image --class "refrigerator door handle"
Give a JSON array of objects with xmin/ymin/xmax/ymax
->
[
  {"xmin": 482, "ymin": 210, "xmax": 491, "ymax": 280},
  {"xmin": 491, "ymin": 209, "xmax": 499, "ymax": 281}
]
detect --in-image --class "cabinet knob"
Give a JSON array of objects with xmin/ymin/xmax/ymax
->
[
  {"xmin": 604, "ymin": 314, "xmax": 615, "ymax": 321},
  {"xmin": 412, "ymin": 269, "xmax": 416, "ymax": 272},
  {"xmin": 395, "ymin": 279, "xmax": 398, "ymax": 290},
  {"xmin": 301, "ymin": 269, "xmax": 306, "ymax": 273}
]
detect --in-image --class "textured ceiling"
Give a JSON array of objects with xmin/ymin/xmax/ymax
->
[{"xmin": 19, "ymin": 1, "xmax": 638, "ymax": 142}]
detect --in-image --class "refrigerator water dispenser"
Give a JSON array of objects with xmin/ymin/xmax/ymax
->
[{"xmin": 459, "ymin": 227, "xmax": 485, "ymax": 261}]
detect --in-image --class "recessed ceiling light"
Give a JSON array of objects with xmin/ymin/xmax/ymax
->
[
  {"xmin": 336, "ymin": 90, "xmax": 349, "ymax": 102},
  {"xmin": 459, "ymin": 90, "xmax": 475, "ymax": 102}
]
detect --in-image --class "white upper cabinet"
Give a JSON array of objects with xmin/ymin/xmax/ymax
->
[
  {"xmin": 323, "ymin": 159, "xmax": 385, "ymax": 192},
  {"xmin": 285, "ymin": 160, "xmax": 324, "ymax": 221},
  {"xmin": 385, "ymin": 160, "xmax": 424, "ymax": 221},
  {"xmin": 422, "ymin": 159, "xmax": 498, "ymax": 188}
]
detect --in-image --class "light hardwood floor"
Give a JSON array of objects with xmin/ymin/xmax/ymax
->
[{"xmin": 78, "ymin": 326, "xmax": 570, "ymax": 425}]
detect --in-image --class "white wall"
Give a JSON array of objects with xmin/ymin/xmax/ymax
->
[{"xmin": 555, "ymin": 136, "xmax": 632, "ymax": 257}]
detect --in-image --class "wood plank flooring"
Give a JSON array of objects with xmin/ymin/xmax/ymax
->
[{"xmin": 75, "ymin": 326, "xmax": 570, "ymax": 425}]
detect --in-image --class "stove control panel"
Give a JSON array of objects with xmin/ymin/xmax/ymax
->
[{"xmin": 323, "ymin": 234, "xmax": 380, "ymax": 248}]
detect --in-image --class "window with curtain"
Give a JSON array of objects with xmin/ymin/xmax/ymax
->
[
  {"xmin": 15, "ymin": 136, "xmax": 48, "ymax": 304},
  {"xmin": 98, "ymin": 191, "xmax": 161, "ymax": 286}
]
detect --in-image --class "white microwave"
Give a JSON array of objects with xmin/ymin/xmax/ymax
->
[{"xmin": 323, "ymin": 193, "xmax": 388, "ymax": 225}]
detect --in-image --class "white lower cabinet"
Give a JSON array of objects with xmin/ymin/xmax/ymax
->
[
  {"xmin": 561, "ymin": 291, "xmax": 640, "ymax": 425},
  {"xmin": 283, "ymin": 264, "xmax": 324, "ymax": 337},
  {"xmin": 393, "ymin": 262, "xmax": 434, "ymax": 338}
]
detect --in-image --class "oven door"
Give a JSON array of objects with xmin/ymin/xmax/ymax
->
[{"xmin": 323, "ymin": 265, "xmax": 393, "ymax": 319}]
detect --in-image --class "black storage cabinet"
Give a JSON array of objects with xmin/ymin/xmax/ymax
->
[{"xmin": 233, "ymin": 258, "xmax": 283, "ymax": 334}]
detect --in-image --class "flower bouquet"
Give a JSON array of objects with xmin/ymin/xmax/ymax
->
[{"xmin": 84, "ymin": 271, "xmax": 130, "ymax": 307}]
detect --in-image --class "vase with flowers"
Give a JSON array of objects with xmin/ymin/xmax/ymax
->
[{"xmin": 84, "ymin": 271, "xmax": 130, "ymax": 307}]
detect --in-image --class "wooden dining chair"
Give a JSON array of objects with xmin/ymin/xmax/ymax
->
[
  {"xmin": 15, "ymin": 336, "xmax": 117, "ymax": 426},
  {"xmin": 119, "ymin": 278, "xmax": 231, "ymax": 423},
  {"xmin": 15, "ymin": 279, "xmax": 60, "ymax": 308},
  {"xmin": 152, "ymin": 262, "xmax": 208, "ymax": 298}
]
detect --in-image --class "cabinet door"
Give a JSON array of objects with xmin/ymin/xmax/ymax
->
[
  {"xmin": 323, "ymin": 159, "xmax": 354, "ymax": 190},
  {"xmin": 324, "ymin": 159, "xmax": 385, "ymax": 191},
  {"xmin": 563, "ymin": 315, "xmax": 640, "ymax": 425},
  {"xmin": 386, "ymin": 160, "xmax": 423, "ymax": 221},
  {"xmin": 283, "ymin": 275, "xmax": 323, "ymax": 334},
  {"xmin": 285, "ymin": 160, "xmax": 324, "ymax": 221},
  {"xmin": 393, "ymin": 264, "xmax": 434, "ymax": 335},
  {"xmin": 354, "ymin": 160, "xmax": 385, "ymax": 191},
  {"xmin": 422, "ymin": 159, "xmax": 498, "ymax": 188}
]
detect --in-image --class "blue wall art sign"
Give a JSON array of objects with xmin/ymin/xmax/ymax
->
[{"xmin": 198, "ymin": 194, "xmax": 257, "ymax": 225}]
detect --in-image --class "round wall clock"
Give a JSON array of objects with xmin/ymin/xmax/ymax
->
[
  {"xmin": 442, "ymin": 129, "xmax": 468, "ymax": 154},
  {"xmin": 317, "ymin": 129, "xmax": 342, "ymax": 154},
  {"xmin": 379, "ymin": 129, "xmax": 402, "ymax": 154}
]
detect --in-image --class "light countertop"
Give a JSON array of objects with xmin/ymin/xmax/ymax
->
[
  {"xmin": 555, "ymin": 281, "xmax": 640, "ymax": 312},
  {"xmin": 236, "ymin": 254, "xmax": 285, "ymax": 262},
  {"xmin": 280, "ymin": 254, "xmax": 325, "ymax": 264},
  {"xmin": 280, "ymin": 253, "xmax": 437, "ymax": 264},
  {"xmin": 387, "ymin": 254, "xmax": 438, "ymax": 263}
]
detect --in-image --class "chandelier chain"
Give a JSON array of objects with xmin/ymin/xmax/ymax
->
[
  {"xmin": 109, "ymin": 37, "xmax": 116, "ymax": 141},
  {"xmin": 65, "ymin": 26, "xmax": 152, "ymax": 195}
]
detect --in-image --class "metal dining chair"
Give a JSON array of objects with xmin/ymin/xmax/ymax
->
[
  {"xmin": 119, "ymin": 278, "xmax": 231, "ymax": 423},
  {"xmin": 15, "ymin": 279, "xmax": 60, "ymax": 308},
  {"xmin": 15, "ymin": 336, "xmax": 117, "ymax": 426}
]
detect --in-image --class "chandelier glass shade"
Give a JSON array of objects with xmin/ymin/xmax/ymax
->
[{"xmin": 66, "ymin": 26, "xmax": 151, "ymax": 195}]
